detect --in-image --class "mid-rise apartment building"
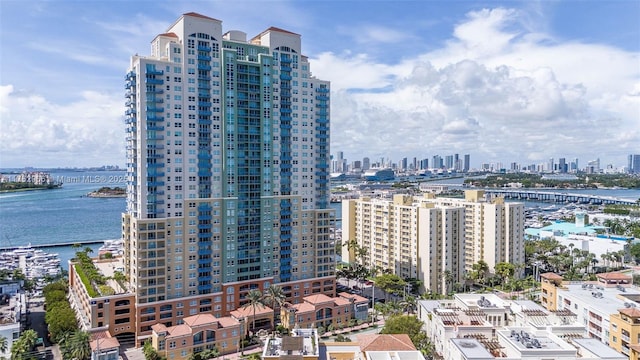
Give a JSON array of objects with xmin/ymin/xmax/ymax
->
[
  {"xmin": 342, "ymin": 194, "xmax": 465, "ymax": 293},
  {"xmin": 540, "ymin": 271, "xmax": 640, "ymax": 358},
  {"xmin": 119, "ymin": 12, "xmax": 334, "ymax": 344},
  {"xmin": 418, "ymin": 294, "xmax": 626, "ymax": 360},
  {"xmin": 425, "ymin": 190, "xmax": 525, "ymax": 274},
  {"xmin": 341, "ymin": 190, "xmax": 523, "ymax": 293}
]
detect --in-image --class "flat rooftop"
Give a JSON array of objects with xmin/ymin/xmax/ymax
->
[
  {"xmin": 498, "ymin": 328, "xmax": 575, "ymax": 354},
  {"xmin": 559, "ymin": 282, "xmax": 640, "ymax": 316},
  {"xmin": 93, "ymin": 257, "xmax": 127, "ymax": 294},
  {"xmin": 450, "ymin": 338, "xmax": 494, "ymax": 359},
  {"xmin": 572, "ymin": 338, "xmax": 627, "ymax": 359},
  {"xmin": 264, "ymin": 328, "xmax": 318, "ymax": 357}
]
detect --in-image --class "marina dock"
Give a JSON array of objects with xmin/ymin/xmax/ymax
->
[{"xmin": 0, "ymin": 239, "xmax": 107, "ymax": 252}]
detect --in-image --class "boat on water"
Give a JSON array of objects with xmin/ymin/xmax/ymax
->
[
  {"xmin": 98, "ymin": 239, "xmax": 125, "ymax": 257},
  {"xmin": 0, "ymin": 245, "xmax": 61, "ymax": 279}
]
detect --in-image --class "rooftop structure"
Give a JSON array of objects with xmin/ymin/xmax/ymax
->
[
  {"xmin": 280, "ymin": 292, "xmax": 368, "ymax": 330},
  {"xmin": 419, "ymin": 292, "xmax": 625, "ymax": 360},
  {"xmin": 151, "ymin": 313, "xmax": 241, "ymax": 358},
  {"xmin": 321, "ymin": 334, "xmax": 424, "ymax": 360},
  {"xmin": 263, "ymin": 328, "xmax": 320, "ymax": 359},
  {"xmin": 540, "ymin": 271, "xmax": 640, "ymax": 357}
]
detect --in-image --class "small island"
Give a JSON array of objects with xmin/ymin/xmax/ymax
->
[{"xmin": 87, "ymin": 187, "xmax": 126, "ymax": 198}]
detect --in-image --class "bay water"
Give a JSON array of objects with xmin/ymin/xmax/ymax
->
[{"xmin": 0, "ymin": 170, "xmax": 638, "ymax": 266}]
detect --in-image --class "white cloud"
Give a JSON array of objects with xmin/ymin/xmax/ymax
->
[
  {"xmin": 311, "ymin": 7, "xmax": 640, "ymax": 166},
  {"xmin": 0, "ymin": 85, "xmax": 125, "ymax": 167}
]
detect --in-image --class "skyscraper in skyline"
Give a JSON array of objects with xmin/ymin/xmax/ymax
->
[
  {"xmin": 629, "ymin": 154, "xmax": 640, "ymax": 174},
  {"xmin": 122, "ymin": 12, "xmax": 334, "ymax": 341}
]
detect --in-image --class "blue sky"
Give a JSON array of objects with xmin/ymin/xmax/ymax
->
[{"xmin": 1, "ymin": 0, "xmax": 638, "ymax": 169}]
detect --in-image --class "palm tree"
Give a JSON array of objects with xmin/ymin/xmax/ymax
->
[
  {"xmin": 0, "ymin": 335, "xmax": 7, "ymax": 356},
  {"xmin": 263, "ymin": 285, "xmax": 286, "ymax": 324},
  {"xmin": 399, "ymin": 296, "xmax": 417, "ymax": 314},
  {"xmin": 472, "ymin": 260, "xmax": 489, "ymax": 286},
  {"xmin": 64, "ymin": 331, "xmax": 91, "ymax": 360},
  {"xmin": 243, "ymin": 289, "xmax": 265, "ymax": 335},
  {"xmin": 441, "ymin": 270, "xmax": 453, "ymax": 294},
  {"xmin": 11, "ymin": 329, "xmax": 38, "ymax": 360},
  {"xmin": 345, "ymin": 239, "xmax": 359, "ymax": 264}
]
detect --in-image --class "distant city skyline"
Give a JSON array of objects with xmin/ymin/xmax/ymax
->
[
  {"xmin": 331, "ymin": 151, "xmax": 636, "ymax": 173},
  {"xmin": 1, "ymin": 1, "xmax": 638, "ymax": 168}
]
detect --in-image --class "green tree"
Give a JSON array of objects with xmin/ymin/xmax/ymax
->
[
  {"xmin": 375, "ymin": 273, "xmax": 406, "ymax": 300},
  {"xmin": 380, "ymin": 315, "xmax": 434, "ymax": 356},
  {"xmin": 60, "ymin": 330, "xmax": 91, "ymax": 360},
  {"xmin": 11, "ymin": 329, "xmax": 38, "ymax": 360},
  {"xmin": 334, "ymin": 334, "xmax": 352, "ymax": 342},
  {"xmin": 142, "ymin": 339, "xmax": 164, "ymax": 360},
  {"xmin": 494, "ymin": 262, "xmax": 516, "ymax": 290},
  {"xmin": 45, "ymin": 302, "xmax": 78, "ymax": 342},
  {"xmin": 243, "ymin": 289, "xmax": 265, "ymax": 334},
  {"xmin": 471, "ymin": 260, "xmax": 489, "ymax": 286}
]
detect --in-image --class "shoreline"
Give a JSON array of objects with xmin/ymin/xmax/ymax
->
[
  {"xmin": 85, "ymin": 193, "xmax": 126, "ymax": 198},
  {"xmin": 0, "ymin": 186, "xmax": 62, "ymax": 194}
]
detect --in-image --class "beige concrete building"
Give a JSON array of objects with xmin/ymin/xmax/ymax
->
[
  {"xmin": 341, "ymin": 191, "xmax": 524, "ymax": 293},
  {"xmin": 421, "ymin": 190, "xmax": 525, "ymax": 274}
]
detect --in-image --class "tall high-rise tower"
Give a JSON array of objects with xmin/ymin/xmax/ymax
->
[{"xmin": 122, "ymin": 12, "xmax": 334, "ymax": 339}]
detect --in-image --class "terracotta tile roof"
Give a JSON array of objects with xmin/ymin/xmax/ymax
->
[
  {"xmin": 217, "ymin": 316, "xmax": 240, "ymax": 328},
  {"xmin": 184, "ymin": 313, "xmax": 217, "ymax": 327},
  {"xmin": 265, "ymin": 26, "xmax": 299, "ymax": 36},
  {"xmin": 251, "ymin": 26, "xmax": 300, "ymax": 42},
  {"xmin": 339, "ymin": 292, "xmax": 369, "ymax": 304},
  {"xmin": 167, "ymin": 324, "xmax": 193, "ymax": 338},
  {"xmin": 293, "ymin": 302, "xmax": 316, "ymax": 313},
  {"xmin": 629, "ymin": 344, "xmax": 640, "ymax": 352},
  {"xmin": 304, "ymin": 293, "xmax": 333, "ymax": 304},
  {"xmin": 334, "ymin": 297, "xmax": 351, "ymax": 306},
  {"xmin": 182, "ymin": 12, "xmax": 221, "ymax": 22},
  {"xmin": 230, "ymin": 303, "xmax": 274, "ymax": 318},
  {"xmin": 90, "ymin": 330, "xmax": 111, "ymax": 340},
  {"xmin": 90, "ymin": 337, "xmax": 120, "ymax": 351},
  {"xmin": 619, "ymin": 308, "xmax": 640, "ymax": 317},
  {"xmin": 151, "ymin": 323, "xmax": 168, "ymax": 333},
  {"xmin": 358, "ymin": 334, "xmax": 416, "ymax": 352},
  {"xmin": 597, "ymin": 272, "xmax": 631, "ymax": 281},
  {"xmin": 540, "ymin": 272, "xmax": 563, "ymax": 280},
  {"xmin": 157, "ymin": 32, "xmax": 178, "ymax": 38}
]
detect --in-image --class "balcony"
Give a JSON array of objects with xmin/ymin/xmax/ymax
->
[
  {"xmin": 146, "ymin": 69, "xmax": 164, "ymax": 76},
  {"xmin": 146, "ymin": 78, "xmax": 163, "ymax": 85},
  {"xmin": 198, "ymin": 45, "xmax": 211, "ymax": 52}
]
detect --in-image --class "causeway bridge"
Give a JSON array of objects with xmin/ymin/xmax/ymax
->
[{"xmin": 484, "ymin": 189, "xmax": 637, "ymax": 205}]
